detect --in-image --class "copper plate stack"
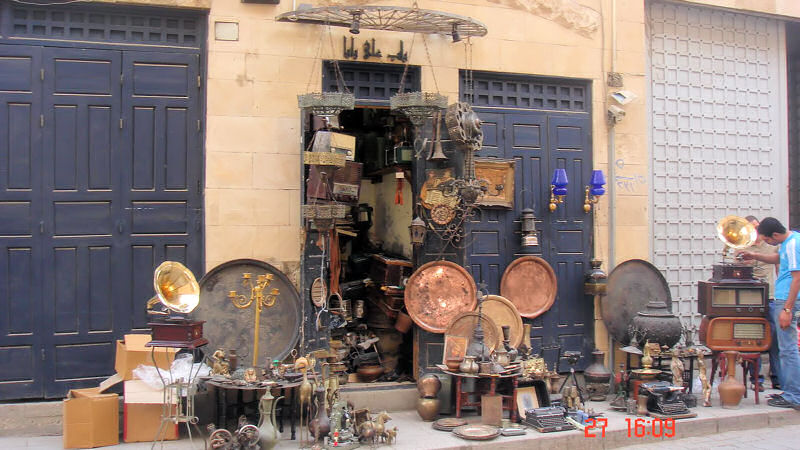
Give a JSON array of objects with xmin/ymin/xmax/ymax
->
[
  {"xmin": 452, "ymin": 424, "xmax": 501, "ymax": 440},
  {"xmin": 432, "ymin": 417, "xmax": 467, "ymax": 432}
]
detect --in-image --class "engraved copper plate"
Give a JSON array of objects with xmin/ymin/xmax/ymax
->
[
  {"xmin": 405, "ymin": 261, "xmax": 477, "ymax": 333},
  {"xmin": 500, "ymin": 256, "xmax": 557, "ymax": 318},
  {"xmin": 601, "ymin": 259, "xmax": 672, "ymax": 343},
  {"xmin": 433, "ymin": 417, "xmax": 467, "ymax": 431},
  {"xmin": 452, "ymin": 424, "xmax": 500, "ymax": 440},
  {"xmin": 445, "ymin": 311, "xmax": 500, "ymax": 352},
  {"xmin": 481, "ymin": 295, "xmax": 523, "ymax": 348}
]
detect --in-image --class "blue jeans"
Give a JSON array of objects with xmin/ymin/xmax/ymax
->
[
  {"xmin": 768, "ymin": 301, "xmax": 783, "ymax": 387},
  {"xmin": 771, "ymin": 300, "xmax": 800, "ymax": 404}
]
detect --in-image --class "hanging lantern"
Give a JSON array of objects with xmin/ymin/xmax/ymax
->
[
  {"xmin": 520, "ymin": 208, "xmax": 538, "ymax": 247},
  {"xmin": 410, "ymin": 216, "xmax": 427, "ymax": 246}
]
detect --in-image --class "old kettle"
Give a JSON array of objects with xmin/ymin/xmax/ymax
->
[{"xmin": 258, "ymin": 390, "xmax": 284, "ymax": 450}]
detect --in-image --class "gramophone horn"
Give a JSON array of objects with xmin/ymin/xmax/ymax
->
[
  {"xmin": 428, "ymin": 110, "xmax": 448, "ymax": 162},
  {"xmin": 145, "ymin": 261, "xmax": 200, "ymax": 315},
  {"xmin": 716, "ymin": 215, "xmax": 757, "ymax": 249}
]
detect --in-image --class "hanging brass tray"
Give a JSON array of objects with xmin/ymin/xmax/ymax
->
[
  {"xmin": 481, "ymin": 295, "xmax": 523, "ymax": 348},
  {"xmin": 500, "ymin": 256, "xmax": 557, "ymax": 318},
  {"xmin": 601, "ymin": 259, "xmax": 673, "ymax": 343},
  {"xmin": 196, "ymin": 259, "xmax": 301, "ymax": 365},
  {"xmin": 445, "ymin": 311, "xmax": 500, "ymax": 353},
  {"xmin": 404, "ymin": 260, "xmax": 477, "ymax": 333},
  {"xmin": 452, "ymin": 424, "xmax": 500, "ymax": 441}
]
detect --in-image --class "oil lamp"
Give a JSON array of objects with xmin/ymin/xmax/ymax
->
[
  {"xmin": 410, "ymin": 215, "xmax": 427, "ymax": 246},
  {"xmin": 549, "ymin": 168, "xmax": 568, "ymax": 212},
  {"xmin": 583, "ymin": 169, "xmax": 606, "ymax": 213},
  {"xmin": 520, "ymin": 208, "xmax": 538, "ymax": 247}
]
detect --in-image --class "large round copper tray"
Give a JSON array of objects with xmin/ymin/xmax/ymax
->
[
  {"xmin": 481, "ymin": 295, "xmax": 523, "ymax": 348},
  {"xmin": 445, "ymin": 311, "xmax": 500, "ymax": 352},
  {"xmin": 404, "ymin": 260, "xmax": 477, "ymax": 333},
  {"xmin": 601, "ymin": 259, "xmax": 673, "ymax": 343},
  {"xmin": 500, "ymin": 256, "xmax": 557, "ymax": 318},
  {"xmin": 452, "ymin": 424, "xmax": 500, "ymax": 440}
]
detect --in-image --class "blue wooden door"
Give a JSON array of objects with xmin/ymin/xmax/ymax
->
[
  {"xmin": 467, "ymin": 110, "xmax": 594, "ymax": 370},
  {"xmin": 0, "ymin": 45, "xmax": 45, "ymax": 400},
  {"xmin": 0, "ymin": 45, "xmax": 203, "ymax": 399}
]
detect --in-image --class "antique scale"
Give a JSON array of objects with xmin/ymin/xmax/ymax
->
[{"xmin": 698, "ymin": 216, "xmax": 771, "ymax": 353}]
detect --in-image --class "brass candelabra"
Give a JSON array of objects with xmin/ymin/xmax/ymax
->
[{"xmin": 228, "ymin": 273, "xmax": 280, "ymax": 366}]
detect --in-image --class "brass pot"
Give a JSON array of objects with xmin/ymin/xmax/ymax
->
[
  {"xmin": 445, "ymin": 358, "xmax": 462, "ymax": 371},
  {"xmin": 417, "ymin": 373, "xmax": 442, "ymax": 398},
  {"xmin": 416, "ymin": 397, "xmax": 440, "ymax": 421},
  {"xmin": 459, "ymin": 356, "xmax": 478, "ymax": 374},
  {"xmin": 356, "ymin": 364, "xmax": 383, "ymax": 383}
]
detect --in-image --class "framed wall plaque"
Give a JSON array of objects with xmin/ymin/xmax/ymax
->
[
  {"xmin": 442, "ymin": 335, "xmax": 468, "ymax": 364},
  {"xmin": 475, "ymin": 158, "xmax": 515, "ymax": 208}
]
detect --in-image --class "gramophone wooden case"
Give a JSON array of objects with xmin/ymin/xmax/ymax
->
[{"xmin": 697, "ymin": 280, "xmax": 768, "ymax": 317}]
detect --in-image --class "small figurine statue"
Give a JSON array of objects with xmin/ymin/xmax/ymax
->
[
  {"xmin": 671, "ymin": 348, "xmax": 685, "ymax": 387},
  {"xmin": 211, "ymin": 349, "xmax": 230, "ymax": 376},
  {"xmin": 244, "ymin": 367, "xmax": 258, "ymax": 383},
  {"xmin": 697, "ymin": 351, "xmax": 711, "ymax": 407}
]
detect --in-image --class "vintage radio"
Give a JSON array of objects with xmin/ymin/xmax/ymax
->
[
  {"xmin": 332, "ymin": 161, "xmax": 363, "ymax": 204},
  {"xmin": 711, "ymin": 263, "xmax": 754, "ymax": 281},
  {"xmin": 699, "ymin": 316, "xmax": 771, "ymax": 352},
  {"xmin": 697, "ymin": 280, "xmax": 767, "ymax": 317}
]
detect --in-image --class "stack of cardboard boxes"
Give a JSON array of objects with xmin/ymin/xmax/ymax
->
[{"xmin": 62, "ymin": 334, "xmax": 178, "ymax": 448}]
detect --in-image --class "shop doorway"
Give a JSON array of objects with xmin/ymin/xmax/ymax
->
[{"xmin": 299, "ymin": 62, "xmax": 420, "ymax": 382}]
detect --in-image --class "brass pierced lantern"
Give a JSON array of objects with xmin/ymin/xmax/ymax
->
[
  {"xmin": 410, "ymin": 216, "xmax": 427, "ymax": 246},
  {"xmin": 520, "ymin": 208, "xmax": 538, "ymax": 247}
]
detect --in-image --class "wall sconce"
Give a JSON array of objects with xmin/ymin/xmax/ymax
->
[
  {"xmin": 410, "ymin": 215, "xmax": 427, "ymax": 246},
  {"xmin": 520, "ymin": 208, "xmax": 538, "ymax": 247},
  {"xmin": 350, "ymin": 12, "xmax": 361, "ymax": 34},
  {"xmin": 549, "ymin": 168, "xmax": 568, "ymax": 212},
  {"xmin": 583, "ymin": 169, "xmax": 606, "ymax": 213}
]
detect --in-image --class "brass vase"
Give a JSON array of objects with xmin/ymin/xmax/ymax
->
[
  {"xmin": 718, "ymin": 351, "xmax": 745, "ymax": 409},
  {"xmin": 416, "ymin": 397, "xmax": 440, "ymax": 421},
  {"xmin": 417, "ymin": 373, "xmax": 442, "ymax": 398}
]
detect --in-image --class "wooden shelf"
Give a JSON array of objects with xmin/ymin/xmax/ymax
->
[{"xmin": 366, "ymin": 164, "xmax": 412, "ymax": 183}]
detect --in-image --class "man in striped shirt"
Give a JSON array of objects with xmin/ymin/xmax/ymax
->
[{"xmin": 740, "ymin": 217, "xmax": 800, "ymax": 409}]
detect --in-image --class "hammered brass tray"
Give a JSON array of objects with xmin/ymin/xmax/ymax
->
[
  {"xmin": 481, "ymin": 294, "xmax": 523, "ymax": 348},
  {"xmin": 445, "ymin": 311, "xmax": 500, "ymax": 353},
  {"xmin": 432, "ymin": 417, "xmax": 467, "ymax": 432},
  {"xmin": 500, "ymin": 256, "xmax": 557, "ymax": 318},
  {"xmin": 404, "ymin": 260, "xmax": 477, "ymax": 333},
  {"xmin": 452, "ymin": 424, "xmax": 500, "ymax": 440}
]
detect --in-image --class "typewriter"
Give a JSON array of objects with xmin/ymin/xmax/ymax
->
[
  {"xmin": 639, "ymin": 381, "xmax": 690, "ymax": 416},
  {"xmin": 523, "ymin": 406, "xmax": 575, "ymax": 433}
]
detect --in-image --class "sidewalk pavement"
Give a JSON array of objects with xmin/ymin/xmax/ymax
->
[{"xmin": 3, "ymin": 387, "xmax": 800, "ymax": 449}]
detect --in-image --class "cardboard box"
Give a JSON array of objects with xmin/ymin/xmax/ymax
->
[
  {"xmin": 63, "ymin": 388, "xmax": 119, "ymax": 449},
  {"xmin": 115, "ymin": 334, "xmax": 177, "ymax": 381},
  {"xmin": 123, "ymin": 380, "xmax": 178, "ymax": 443}
]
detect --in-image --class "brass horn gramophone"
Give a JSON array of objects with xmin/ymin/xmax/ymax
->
[
  {"xmin": 713, "ymin": 215, "xmax": 757, "ymax": 281},
  {"xmin": 146, "ymin": 261, "xmax": 208, "ymax": 348}
]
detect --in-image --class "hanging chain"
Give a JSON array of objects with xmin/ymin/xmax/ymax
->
[
  {"xmin": 326, "ymin": 24, "xmax": 351, "ymax": 94},
  {"xmin": 421, "ymin": 34, "xmax": 440, "ymax": 94},
  {"xmin": 397, "ymin": 32, "xmax": 417, "ymax": 94},
  {"xmin": 463, "ymin": 37, "xmax": 475, "ymax": 104},
  {"xmin": 305, "ymin": 21, "xmax": 327, "ymax": 94}
]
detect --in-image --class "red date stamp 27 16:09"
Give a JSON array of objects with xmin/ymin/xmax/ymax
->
[{"xmin": 584, "ymin": 418, "xmax": 677, "ymax": 438}]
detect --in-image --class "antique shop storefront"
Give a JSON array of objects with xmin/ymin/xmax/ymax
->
[{"xmin": 3, "ymin": 0, "xmax": 800, "ymax": 402}]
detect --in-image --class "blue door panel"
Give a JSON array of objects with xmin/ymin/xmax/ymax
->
[
  {"xmin": 0, "ymin": 44, "xmax": 43, "ymax": 400},
  {"xmin": 467, "ymin": 108, "xmax": 594, "ymax": 371},
  {"xmin": 0, "ymin": 42, "xmax": 203, "ymax": 399}
]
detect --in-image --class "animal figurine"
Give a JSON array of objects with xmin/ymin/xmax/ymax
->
[
  {"xmin": 358, "ymin": 421, "xmax": 375, "ymax": 444},
  {"xmin": 374, "ymin": 411, "xmax": 392, "ymax": 443},
  {"xmin": 384, "ymin": 426, "xmax": 398, "ymax": 445}
]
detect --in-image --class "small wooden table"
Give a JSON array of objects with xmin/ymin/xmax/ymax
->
[{"xmin": 439, "ymin": 367, "xmax": 520, "ymax": 422}]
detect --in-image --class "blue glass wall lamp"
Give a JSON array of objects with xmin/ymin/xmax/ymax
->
[
  {"xmin": 583, "ymin": 170, "xmax": 606, "ymax": 213},
  {"xmin": 548, "ymin": 168, "xmax": 569, "ymax": 212}
]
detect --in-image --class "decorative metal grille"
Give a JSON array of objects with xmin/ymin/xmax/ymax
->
[
  {"xmin": 323, "ymin": 61, "xmax": 419, "ymax": 102},
  {"xmin": 6, "ymin": 4, "xmax": 201, "ymax": 47},
  {"xmin": 649, "ymin": 1, "xmax": 781, "ymax": 325},
  {"xmin": 461, "ymin": 72, "xmax": 588, "ymax": 112}
]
